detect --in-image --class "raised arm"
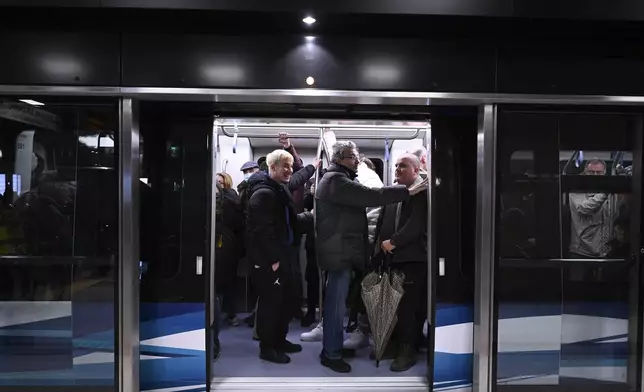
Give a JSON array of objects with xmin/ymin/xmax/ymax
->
[
  {"xmin": 285, "ymin": 144, "xmax": 304, "ymax": 172},
  {"xmin": 288, "ymin": 164, "xmax": 316, "ymax": 190},
  {"xmin": 325, "ymin": 176, "xmax": 409, "ymax": 208},
  {"xmin": 569, "ymin": 193, "xmax": 608, "ymax": 215}
]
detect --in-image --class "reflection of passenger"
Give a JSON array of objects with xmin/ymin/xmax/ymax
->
[{"xmin": 569, "ymin": 160, "xmax": 618, "ymax": 258}]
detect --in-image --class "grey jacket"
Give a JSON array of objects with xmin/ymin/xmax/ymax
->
[
  {"xmin": 568, "ymin": 192, "xmax": 619, "ymax": 257},
  {"xmin": 315, "ymin": 163, "xmax": 409, "ymax": 271}
]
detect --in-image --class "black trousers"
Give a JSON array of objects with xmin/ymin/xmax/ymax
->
[
  {"xmin": 252, "ymin": 254, "xmax": 295, "ymax": 350},
  {"xmin": 392, "ymin": 262, "xmax": 428, "ymax": 347},
  {"xmin": 304, "ymin": 234, "xmax": 320, "ymax": 312},
  {"xmin": 289, "ymin": 241, "xmax": 304, "ymax": 318}
]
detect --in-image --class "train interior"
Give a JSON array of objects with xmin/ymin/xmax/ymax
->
[{"xmin": 138, "ymin": 102, "xmax": 478, "ymax": 388}]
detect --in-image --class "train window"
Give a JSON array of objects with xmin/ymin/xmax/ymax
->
[
  {"xmin": 495, "ymin": 109, "xmax": 638, "ymax": 390},
  {"xmin": 0, "ymin": 97, "xmax": 119, "ymax": 389}
]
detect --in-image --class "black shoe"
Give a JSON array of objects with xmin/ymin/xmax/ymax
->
[
  {"xmin": 390, "ymin": 344, "xmax": 417, "ymax": 372},
  {"xmin": 370, "ymin": 342, "xmax": 398, "ymax": 360},
  {"xmin": 320, "ymin": 354, "xmax": 351, "ymax": 373},
  {"xmin": 260, "ymin": 348, "xmax": 291, "ymax": 364},
  {"xmin": 281, "ymin": 340, "xmax": 303, "ymax": 354},
  {"xmin": 301, "ymin": 311, "xmax": 316, "ymax": 327}
]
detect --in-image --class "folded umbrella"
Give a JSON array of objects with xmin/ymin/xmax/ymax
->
[{"xmin": 361, "ymin": 254, "xmax": 405, "ymax": 367}]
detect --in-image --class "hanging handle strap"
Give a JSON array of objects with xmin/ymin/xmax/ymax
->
[{"xmin": 232, "ymin": 125, "xmax": 238, "ymax": 154}]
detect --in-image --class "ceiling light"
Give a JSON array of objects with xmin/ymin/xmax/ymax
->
[
  {"xmin": 303, "ymin": 16, "xmax": 316, "ymax": 25},
  {"xmin": 305, "ymin": 36, "xmax": 315, "ymax": 41},
  {"xmin": 306, "ymin": 76, "xmax": 315, "ymax": 86},
  {"xmin": 19, "ymin": 99, "xmax": 44, "ymax": 106}
]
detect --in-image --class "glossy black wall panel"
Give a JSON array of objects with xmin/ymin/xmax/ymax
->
[
  {"xmin": 0, "ymin": 32, "xmax": 120, "ymax": 86},
  {"xmin": 512, "ymin": 0, "xmax": 644, "ymax": 20},
  {"xmin": 121, "ymin": 34, "xmax": 495, "ymax": 92},
  {"xmin": 496, "ymin": 41, "xmax": 644, "ymax": 95}
]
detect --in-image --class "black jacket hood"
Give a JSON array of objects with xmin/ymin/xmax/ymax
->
[{"xmin": 247, "ymin": 171, "xmax": 283, "ymax": 194}]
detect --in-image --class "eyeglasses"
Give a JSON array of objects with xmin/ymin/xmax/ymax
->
[{"xmin": 341, "ymin": 154, "xmax": 359, "ymax": 161}]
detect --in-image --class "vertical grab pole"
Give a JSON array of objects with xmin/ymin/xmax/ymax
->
[{"xmin": 315, "ymin": 127, "xmax": 324, "ymax": 320}]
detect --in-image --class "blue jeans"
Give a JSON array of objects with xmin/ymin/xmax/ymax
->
[{"xmin": 322, "ymin": 268, "xmax": 352, "ymax": 360}]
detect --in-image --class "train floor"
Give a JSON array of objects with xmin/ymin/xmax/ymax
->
[{"xmin": 213, "ymin": 313, "xmax": 428, "ymax": 378}]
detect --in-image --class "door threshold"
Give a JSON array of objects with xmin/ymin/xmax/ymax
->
[{"xmin": 211, "ymin": 376, "xmax": 430, "ymax": 391}]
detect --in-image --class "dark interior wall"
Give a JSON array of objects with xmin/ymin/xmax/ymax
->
[{"xmin": 2, "ymin": 8, "xmax": 644, "ymax": 95}]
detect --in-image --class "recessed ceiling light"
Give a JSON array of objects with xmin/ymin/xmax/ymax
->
[
  {"xmin": 306, "ymin": 76, "xmax": 315, "ymax": 86},
  {"xmin": 303, "ymin": 16, "xmax": 316, "ymax": 25},
  {"xmin": 19, "ymin": 99, "xmax": 44, "ymax": 106},
  {"xmin": 305, "ymin": 36, "xmax": 315, "ymax": 41}
]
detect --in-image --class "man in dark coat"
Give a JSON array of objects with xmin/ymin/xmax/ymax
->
[
  {"xmin": 315, "ymin": 141, "xmax": 426, "ymax": 373},
  {"xmin": 377, "ymin": 153, "xmax": 428, "ymax": 372},
  {"xmin": 246, "ymin": 149, "xmax": 313, "ymax": 364}
]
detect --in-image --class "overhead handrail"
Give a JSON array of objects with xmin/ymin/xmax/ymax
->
[
  {"xmin": 219, "ymin": 127, "xmax": 420, "ymax": 140},
  {"xmin": 215, "ymin": 122, "xmax": 426, "ymax": 130}
]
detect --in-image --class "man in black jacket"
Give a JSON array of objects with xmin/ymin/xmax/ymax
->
[
  {"xmin": 378, "ymin": 153, "xmax": 428, "ymax": 372},
  {"xmin": 315, "ymin": 141, "xmax": 426, "ymax": 373},
  {"xmin": 246, "ymin": 149, "xmax": 313, "ymax": 364}
]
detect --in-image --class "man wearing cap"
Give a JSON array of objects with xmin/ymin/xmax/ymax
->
[{"xmin": 238, "ymin": 160, "xmax": 260, "ymax": 214}]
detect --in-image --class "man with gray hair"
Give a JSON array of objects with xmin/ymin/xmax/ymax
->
[
  {"xmin": 569, "ymin": 159, "xmax": 619, "ymax": 258},
  {"xmin": 315, "ymin": 140, "xmax": 427, "ymax": 373},
  {"xmin": 407, "ymin": 146, "xmax": 428, "ymax": 172}
]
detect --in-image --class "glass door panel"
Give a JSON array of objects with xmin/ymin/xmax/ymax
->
[{"xmin": 494, "ymin": 109, "xmax": 641, "ymax": 392}]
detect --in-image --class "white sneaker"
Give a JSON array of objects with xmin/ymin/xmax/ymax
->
[
  {"xmin": 301, "ymin": 321, "xmax": 323, "ymax": 342},
  {"xmin": 343, "ymin": 328, "xmax": 369, "ymax": 349}
]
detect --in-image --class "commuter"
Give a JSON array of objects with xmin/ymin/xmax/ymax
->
[
  {"xmin": 408, "ymin": 146, "xmax": 428, "ymax": 172},
  {"xmin": 344, "ymin": 158, "xmax": 383, "ymax": 350},
  {"xmin": 238, "ymin": 161, "xmax": 260, "ymax": 215},
  {"xmin": 238, "ymin": 161, "xmax": 261, "ymax": 328},
  {"xmin": 246, "ymin": 149, "xmax": 313, "ymax": 364},
  {"xmin": 315, "ymin": 141, "xmax": 427, "ymax": 373},
  {"xmin": 375, "ymin": 154, "xmax": 428, "ymax": 372},
  {"xmin": 407, "ymin": 146, "xmax": 429, "ymax": 349},
  {"xmin": 301, "ymin": 177, "xmax": 321, "ymax": 327},
  {"xmin": 569, "ymin": 159, "xmax": 620, "ymax": 258},
  {"xmin": 215, "ymin": 173, "xmax": 244, "ymax": 327}
]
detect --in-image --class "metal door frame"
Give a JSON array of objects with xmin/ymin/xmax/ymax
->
[{"xmin": 2, "ymin": 85, "xmax": 644, "ymax": 392}]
